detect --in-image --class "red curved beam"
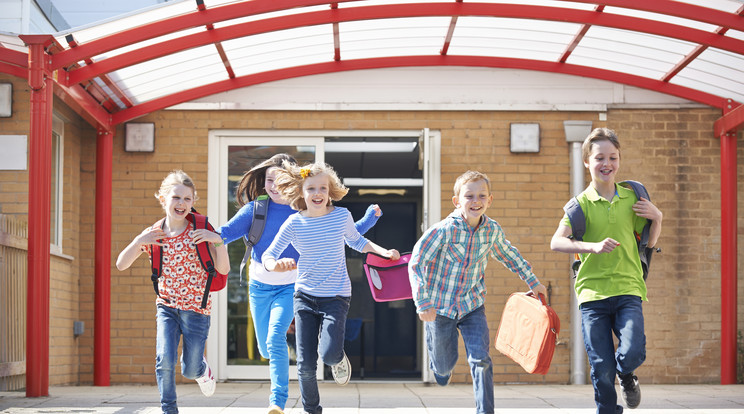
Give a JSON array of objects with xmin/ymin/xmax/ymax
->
[
  {"xmin": 51, "ymin": 0, "xmax": 360, "ymax": 69},
  {"xmin": 65, "ymin": 3, "xmax": 744, "ymax": 86},
  {"xmin": 52, "ymin": 0, "xmax": 744, "ymax": 71},
  {"xmin": 111, "ymin": 55, "xmax": 731, "ymax": 125}
]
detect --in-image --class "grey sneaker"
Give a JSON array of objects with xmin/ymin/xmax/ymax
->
[
  {"xmin": 619, "ymin": 372, "xmax": 641, "ymax": 409},
  {"xmin": 331, "ymin": 352, "xmax": 351, "ymax": 386}
]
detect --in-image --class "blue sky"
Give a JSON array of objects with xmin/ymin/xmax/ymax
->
[{"xmin": 52, "ymin": 0, "xmax": 168, "ymax": 28}]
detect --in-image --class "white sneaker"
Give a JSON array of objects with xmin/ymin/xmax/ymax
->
[
  {"xmin": 331, "ymin": 352, "xmax": 351, "ymax": 386},
  {"xmin": 195, "ymin": 357, "xmax": 215, "ymax": 397},
  {"xmin": 267, "ymin": 405, "xmax": 284, "ymax": 414}
]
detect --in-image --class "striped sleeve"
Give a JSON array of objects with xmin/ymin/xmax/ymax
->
[{"xmin": 262, "ymin": 215, "xmax": 294, "ymax": 263}]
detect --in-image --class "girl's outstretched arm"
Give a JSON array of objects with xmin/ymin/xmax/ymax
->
[
  {"xmin": 355, "ymin": 204, "xmax": 382, "ymax": 235},
  {"xmin": 116, "ymin": 226, "xmax": 166, "ymax": 271},
  {"xmin": 362, "ymin": 241, "xmax": 400, "ymax": 261}
]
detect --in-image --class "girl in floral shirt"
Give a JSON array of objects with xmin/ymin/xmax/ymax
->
[{"xmin": 116, "ymin": 170, "xmax": 229, "ymax": 414}]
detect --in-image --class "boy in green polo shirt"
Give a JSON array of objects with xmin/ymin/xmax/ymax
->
[{"xmin": 550, "ymin": 128, "xmax": 662, "ymax": 414}]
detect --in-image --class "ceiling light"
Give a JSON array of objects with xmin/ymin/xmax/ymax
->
[
  {"xmin": 358, "ymin": 189, "xmax": 406, "ymax": 196},
  {"xmin": 343, "ymin": 178, "xmax": 423, "ymax": 187},
  {"xmin": 324, "ymin": 142, "xmax": 417, "ymax": 153}
]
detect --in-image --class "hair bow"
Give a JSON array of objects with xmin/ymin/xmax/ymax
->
[{"xmin": 300, "ymin": 167, "xmax": 311, "ymax": 179}]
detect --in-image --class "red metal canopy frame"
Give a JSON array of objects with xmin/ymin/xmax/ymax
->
[{"xmin": 1, "ymin": 0, "xmax": 741, "ymax": 395}]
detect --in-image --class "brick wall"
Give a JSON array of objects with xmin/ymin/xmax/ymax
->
[
  {"xmin": 0, "ymin": 73, "xmax": 96, "ymax": 386},
  {"xmin": 99, "ymin": 108, "xmax": 742, "ymax": 386},
  {"xmin": 1, "ymin": 80, "xmax": 742, "ymax": 386}
]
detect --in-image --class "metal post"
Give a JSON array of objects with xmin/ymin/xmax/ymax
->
[
  {"xmin": 94, "ymin": 127, "xmax": 113, "ymax": 386},
  {"xmin": 23, "ymin": 35, "xmax": 53, "ymax": 398},
  {"xmin": 719, "ymin": 130, "xmax": 738, "ymax": 385}
]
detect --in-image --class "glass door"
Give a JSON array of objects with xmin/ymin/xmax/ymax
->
[{"xmin": 207, "ymin": 133, "xmax": 324, "ymax": 380}]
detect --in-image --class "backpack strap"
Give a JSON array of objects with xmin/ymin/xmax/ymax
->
[
  {"xmin": 620, "ymin": 180, "xmax": 657, "ymax": 280},
  {"xmin": 239, "ymin": 194, "xmax": 270, "ymax": 286},
  {"xmin": 562, "ymin": 197, "xmax": 585, "ymax": 277},
  {"xmin": 150, "ymin": 218, "xmax": 169, "ymax": 303},
  {"xmin": 563, "ymin": 197, "xmax": 585, "ymax": 242},
  {"xmin": 620, "ymin": 180, "xmax": 651, "ymax": 249},
  {"xmin": 189, "ymin": 209, "xmax": 217, "ymax": 309}
]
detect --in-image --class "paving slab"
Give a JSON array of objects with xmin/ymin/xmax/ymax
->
[{"xmin": 1, "ymin": 382, "xmax": 743, "ymax": 413}]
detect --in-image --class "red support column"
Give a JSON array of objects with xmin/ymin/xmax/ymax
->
[
  {"xmin": 94, "ymin": 127, "xmax": 113, "ymax": 386},
  {"xmin": 22, "ymin": 35, "xmax": 54, "ymax": 398},
  {"xmin": 720, "ymin": 126, "xmax": 738, "ymax": 385}
]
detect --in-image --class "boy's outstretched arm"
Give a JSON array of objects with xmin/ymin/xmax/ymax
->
[{"xmin": 550, "ymin": 224, "xmax": 620, "ymax": 255}]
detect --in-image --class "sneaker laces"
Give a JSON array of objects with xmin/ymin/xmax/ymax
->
[{"xmin": 619, "ymin": 373, "xmax": 637, "ymax": 389}]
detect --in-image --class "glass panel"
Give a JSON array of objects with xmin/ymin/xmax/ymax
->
[
  {"xmin": 224, "ymin": 25, "xmax": 334, "ymax": 77},
  {"xmin": 449, "ymin": 17, "xmax": 579, "ymax": 60},
  {"xmin": 225, "ymin": 145, "xmax": 315, "ymax": 368},
  {"xmin": 50, "ymin": 131, "xmax": 60, "ymax": 247},
  {"xmin": 339, "ymin": 17, "xmax": 449, "ymax": 60}
]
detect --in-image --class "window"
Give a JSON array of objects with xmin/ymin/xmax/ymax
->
[{"xmin": 50, "ymin": 116, "xmax": 63, "ymax": 254}]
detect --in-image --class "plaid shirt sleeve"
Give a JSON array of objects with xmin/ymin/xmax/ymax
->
[
  {"xmin": 408, "ymin": 222, "xmax": 446, "ymax": 313},
  {"xmin": 489, "ymin": 221, "xmax": 540, "ymax": 289}
]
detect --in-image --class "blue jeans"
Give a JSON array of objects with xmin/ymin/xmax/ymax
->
[
  {"xmin": 249, "ymin": 279, "xmax": 295, "ymax": 410},
  {"xmin": 293, "ymin": 291, "xmax": 350, "ymax": 414},
  {"xmin": 425, "ymin": 306, "xmax": 493, "ymax": 414},
  {"xmin": 580, "ymin": 295, "xmax": 646, "ymax": 414},
  {"xmin": 155, "ymin": 304, "xmax": 210, "ymax": 414}
]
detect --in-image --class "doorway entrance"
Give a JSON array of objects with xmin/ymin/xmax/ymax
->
[{"xmin": 206, "ymin": 129, "xmax": 441, "ymax": 382}]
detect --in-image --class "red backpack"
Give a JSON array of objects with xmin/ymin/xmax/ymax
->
[{"xmin": 149, "ymin": 209, "xmax": 228, "ymax": 309}]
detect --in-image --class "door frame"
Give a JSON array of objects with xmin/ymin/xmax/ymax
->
[{"xmin": 418, "ymin": 127, "xmax": 441, "ymax": 383}]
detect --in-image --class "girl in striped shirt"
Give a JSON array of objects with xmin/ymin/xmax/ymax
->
[{"xmin": 262, "ymin": 162, "xmax": 399, "ymax": 414}]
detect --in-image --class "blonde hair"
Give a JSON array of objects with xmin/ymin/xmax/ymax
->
[
  {"xmin": 582, "ymin": 127, "xmax": 621, "ymax": 162},
  {"xmin": 453, "ymin": 170, "xmax": 491, "ymax": 196},
  {"xmin": 154, "ymin": 170, "xmax": 197, "ymax": 203},
  {"xmin": 273, "ymin": 162, "xmax": 348, "ymax": 211}
]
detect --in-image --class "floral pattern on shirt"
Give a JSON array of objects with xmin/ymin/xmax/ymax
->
[{"xmin": 147, "ymin": 225, "xmax": 212, "ymax": 315}]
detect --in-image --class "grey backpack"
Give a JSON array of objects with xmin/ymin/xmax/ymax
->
[{"xmin": 239, "ymin": 194, "xmax": 269, "ymax": 286}]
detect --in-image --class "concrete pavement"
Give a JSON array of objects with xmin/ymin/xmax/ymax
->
[{"xmin": 1, "ymin": 382, "xmax": 744, "ymax": 413}]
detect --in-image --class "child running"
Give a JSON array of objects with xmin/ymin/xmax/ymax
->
[
  {"xmin": 408, "ymin": 170, "xmax": 548, "ymax": 414},
  {"xmin": 262, "ymin": 162, "xmax": 399, "ymax": 414},
  {"xmin": 216, "ymin": 154, "xmax": 382, "ymax": 414},
  {"xmin": 551, "ymin": 128, "xmax": 662, "ymax": 413},
  {"xmin": 116, "ymin": 170, "xmax": 229, "ymax": 414}
]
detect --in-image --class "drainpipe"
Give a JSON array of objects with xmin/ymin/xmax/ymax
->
[{"xmin": 563, "ymin": 120, "xmax": 592, "ymax": 385}]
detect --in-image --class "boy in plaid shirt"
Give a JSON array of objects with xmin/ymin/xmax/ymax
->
[{"xmin": 408, "ymin": 170, "xmax": 547, "ymax": 414}]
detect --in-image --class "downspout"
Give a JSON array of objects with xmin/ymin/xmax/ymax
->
[
  {"xmin": 564, "ymin": 120, "xmax": 592, "ymax": 385},
  {"xmin": 94, "ymin": 127, "xmax": 113, "ymax": 386},
  {"xmin": 21, "ymin": 34, "xmax": 54, "ymax": 398},
  {"xmin": 719, "ymin": 121, "xmax": 738, "ymax": 385}
]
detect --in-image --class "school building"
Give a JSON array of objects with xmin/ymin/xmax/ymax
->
[{"xmin": 0, "ymin": 0, "xmax": 742, "ymax": 397}]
